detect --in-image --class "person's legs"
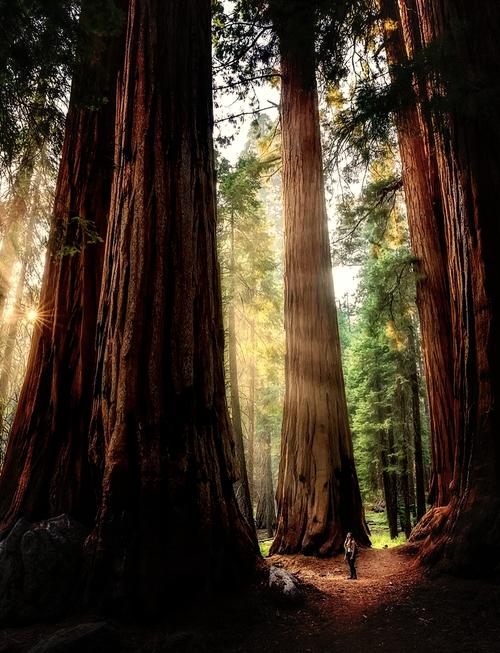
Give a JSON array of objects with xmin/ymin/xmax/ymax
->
[{"xmin": 348, "ymin": 556, "xmax": 356, "ymax": 579}]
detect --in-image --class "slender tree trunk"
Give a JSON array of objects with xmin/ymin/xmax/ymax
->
[
  {"xmin": 248, "ymin": 320, "xmax": 256, "ymax": 501},
  {"xmin": 256, "ymin": 429, "xmax": 276, "ymax": 539},
  {"xmin": 0, "ymin": 145, "xmax": 37, "ymax": 323},
  {"xmin": 409, "ymin": 0, "xmax": 500, "ymax": 572},
  {"xmin": 407, "ymin": 324, "xmax": 426, "ymax": 520},
  {"xmin": 228, "ymin": 214, "xmax": 253, "ymax": 525},
  {"xmin": 383, "ymin": 422, "xmax": 399, "ymax": 540},
  {"xmin": 270, "ymin": 2, "xmax": 369, "ymax": 556},
  {"xmin": 0, "ymin": 3, "xmax": 126, "ymax": 534},
  {"xmin": 397, "ymin": 382, "xmax": 412, "ymax": 538},
  {"xmin": 85, "ymin": 0, "xmax": 258, "ymax": 611},
  {"xmin": 0, "ymin": 208, "xmax": 37, "ymax": 438},
  {"xmin": 380, "ymin": 0, "xmax": 455, "ymax": 508}
]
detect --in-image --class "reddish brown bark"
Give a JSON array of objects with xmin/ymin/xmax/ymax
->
[
  {"xmin": 381, "ymin": 0, "xmax": 455, "ymax": 508},
  {"xmin": 0, "ymin": 8, "xmax": 125, "ymax": 533},
  {"xmin": 408, "ymin": 0, "xmax": 500, "ymax": 571},
  {"xmin": 269, "ymin": 4, "xmax": 369, "ymax": 556},
  {"xmin": 85, "ymin": 0, "xmax": 258, "ymax": 610}
]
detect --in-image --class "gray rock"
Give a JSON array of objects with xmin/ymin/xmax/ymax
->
[
  {"xmin": 268, "ymin": 565, "xmax": 303, "ymax": 605},
  {"xmin": 0, "ymin": 515, "xmax": 87, "ymax": 623},
  {"xmin": 27, "ymin": 622, "xmax": 118, "ymax": 653}
]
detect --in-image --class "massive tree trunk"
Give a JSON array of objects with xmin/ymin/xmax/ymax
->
[
  {"xmin": 0, "ymin": 4, "xmax": 125, "ymax": 533},
  {"xmin": 270, "ymin": 3, "xmax": 369, "ymax": 556},
  {"xmin": 409, "ymin": 0, "xmax": 500, "ymax": 572},
  {"xmin": 380, "ymin": 0, "xmax": 455, "ymax": 508},
  {"xmin": 228, "ymin": 213, "xmax": 254, "ymax": 525},
  {"xmin": 85, "ymin": 0, "xmax": 258, "ymax": 611}
]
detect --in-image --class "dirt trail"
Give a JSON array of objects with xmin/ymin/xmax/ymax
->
[
  {"xmin": 237, "ymin": 547, "xmax": 500, "ymax": 653},
  {"xmin": 1, "ymin": 547, "xmax": 499, "ymax": 652}
]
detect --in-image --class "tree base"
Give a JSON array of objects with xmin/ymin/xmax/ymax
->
[{"xmin": 409, "ymin": 496, "xmax": 500, "ymax": 577}]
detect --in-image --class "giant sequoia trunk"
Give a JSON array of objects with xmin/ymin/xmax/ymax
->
[
  {"xmin": 380, "ymin": 0, "xmax": 455, "ymax": 508},
  {"xmin": 408, "ymin": 0, "xmax": 500, "ymax": 572},
  {"xmin": 270, "ymin": 4, "xmax": 369, "ymax": 556},
  {"xmin": 85, "ymin": 0, "xmax": 258, "ymax": 611},
  {"xmin": 0, "ymin": 7, "xmax": 125, "ymax": 533}
]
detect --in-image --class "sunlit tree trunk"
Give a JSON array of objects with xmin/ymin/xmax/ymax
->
[
  {"xmin": 0, "ymin": 208, "xmax": 37, "ymax": 438},
  {"xmin": 270, "ymin": 3, "xmax": 369, "ymax": 555},
  {"xmin": 248, "ymin": 320, "xmax": 256, "ymax": 500},
  {"xmin": 0, "ymin": 145, "xmax": 37, "ymax": 322},
  {"xmin": 85, "ymin": 0, "xmax": 258, "ymax": 611},
  {"xmin": 0, "ymin": 4, "xmax": 125, "ymax": 533},
  {"xmin": 381, "ymin": 0, "xmax": 455, "ymax": 508},
  {"xmin": 228, "ymin": 213, "xmax": 253, "ymax": 525},
  {"xmin": 410, "ymin": 0, "xmax": 500, "ymax": 572}
]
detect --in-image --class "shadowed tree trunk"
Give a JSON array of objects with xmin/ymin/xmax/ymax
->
[
  {"xmin": 270, "ymin": 2, "xmax": 369, "ymax": 556},
  {"xmin": 256, "ymin": 428, "xmax": 276, "ymax": 539},
  {"xmin": 407, "ymin": 324, "xmax": 426, "ymax": 520},
  {"xmin": 0, "ymin": 3, "xmax": 126, "ymax": 533},
  {"xmin": 228, "ymin": 212, "xmax": 253, "ymax": 525},
  {"xmin": 85, "ymin": 0, "xmax": 258, "ymax": 612},
  {"xmin": 408, "ymin": 0, "xmax": 500, "ymax": 572},
  {"xmin": 380, "ymin": 0, "xmax": 455, "ymax": 508},
  {"xmin": 396, "ymin": 382, "xmax": 412, "ymax": 538}
]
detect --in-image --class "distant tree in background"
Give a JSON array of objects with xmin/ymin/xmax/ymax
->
[{"xmin": 337, "ymin": 155, "xmax": 430, "ymax": 539}]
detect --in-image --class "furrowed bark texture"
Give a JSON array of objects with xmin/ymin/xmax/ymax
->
[
  {"xmin": 270, "ymin": 6, "xmax": 369, "ymax": 556},
  {"xmin": 409, "ymin": 0, "xmax": 500, "ymax": 572},
  {"xmin": 86, "ymin": 0, "xmax": 258, "ymax": 610},
  {"xmin": 0, "ymin": 14, "xmax": 124, "ymax": 533},
  {"xmin": 381, "ymin": 0, "xmax": 455, "ymax": 508}
]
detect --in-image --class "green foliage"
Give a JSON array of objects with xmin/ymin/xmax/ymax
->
[
  {"xmin": 217, "ymin": 121, "xmax": 284, "ymax": 504},
  {"xmin": 338, "ymin": 155, "xmax": 430, "ymax": 536},
  {"xmin": 53, "ymin": 215, "xmax": 103, "ymax": 258},
  {"xmin": 0, "ymin": 0, "xmax": 125, "ymax": 173},
  {"xmin": 365, "ymin": 511, "xmax": 406, "ymax": 549},
  {"xmin": 259, "ymin": 539, "xmax": 273, "ymax": 557}
]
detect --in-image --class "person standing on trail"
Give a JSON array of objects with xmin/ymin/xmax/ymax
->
[{"xmin": 344, "ymin": 532, "xmax": 358, "ymax": 580}]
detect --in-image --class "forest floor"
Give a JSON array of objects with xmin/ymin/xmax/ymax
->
[{"xmin": 1, "ymin": 546, "xmax": 499, "ymax": 652}]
